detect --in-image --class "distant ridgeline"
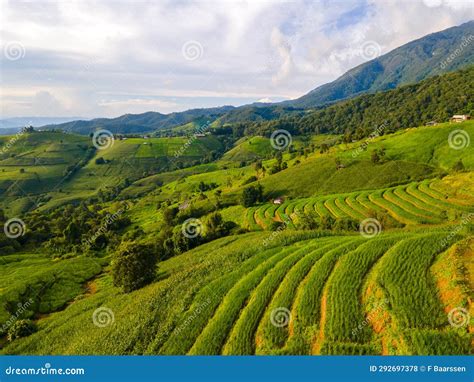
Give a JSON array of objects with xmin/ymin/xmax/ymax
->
[
  {"xmin": 38, "ymin": 21, "xmax": 474, "ymax": 137},
  {"xmin": 239, "ymin": 66, "xmax": 474, "ymax": 138}
]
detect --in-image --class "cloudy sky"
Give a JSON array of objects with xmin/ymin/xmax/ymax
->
[{"xmin": 0, "ymin": 0, "xmax": 473, "ymax": 119}]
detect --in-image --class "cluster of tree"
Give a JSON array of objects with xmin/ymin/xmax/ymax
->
[
  {"xmin": 95, "ymin": 157, "xmax": 110, "ymax": 165},
  {"xmin": 268, "ymin": 151, "xmax": 288, "ymax": 174},
  {"xmin": 295, "ymin": 212, "xmax": 359, "ymax": 232},
  {"xmin": 6, "ymin": 319, "xmax": 37, "ymax": 342},
  {"xmin": 241, "ymin": 184, "xmax": 265, "ymax": 207},
  {"xmin": 371, "ymin": 148, "xmax": 386, "ymax": 164},
  {"xmin": 111, "ymin": 241, "xmax": 158, "ymax": 293},
  {"xmin": 196, "ymin": 181, "xmax": 218, "ymax": 192},
  {"xmin": 145, "ymin": 206, "xmax": 240, "ymax": 262},
  {"xmin": 5, "ymin": 202, "xmax": 132, "ymax": 256},
  {"xmin": 216, "ymin": 66, "xmax": 473, "ymax": 142}
]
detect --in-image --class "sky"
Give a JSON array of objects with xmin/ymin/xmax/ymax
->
[{"xmin": 0, "ymin": 0, "xmax": 473, "ymax": 119}]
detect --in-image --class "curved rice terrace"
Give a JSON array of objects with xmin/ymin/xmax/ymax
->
[
  {"xmin": 0, "ymin": 117, "xmax": 473, "ymax": 357},
  {"xmin": 3, "ymin": 229, "xmax": 471, "ymax": 356},
  {"xmin": 242, "ymin": 179, "xmax": 474, "ymax": 230}
]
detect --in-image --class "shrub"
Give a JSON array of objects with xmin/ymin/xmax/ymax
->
[
  {"xmin": 320, "ymin": 215, "xmax": 336, "ymax": 230},
  {"xmin": 452, "ymin": 159, "xmax": 465, "ymax": 172},
  {"xmin": 7, "ymin": 320, "xmax": 37, "ymax": 342},
  {"xmin": 242, "ymin": 176, "xmax": 258, "ymax": 185},
  {"xmin": 206, "ymin": 212, "xmax": 232, "ymax": 239},
  {"xmin": 268, "ymin": 221, "xmax": 286, "ymax": 231},
  {"xmin": 241, "ymin": 185, "xmax": 264, "ymax": 207},
  {"xmin": 334, "ymin": 218, "xmax": 359, "ymax": 232},
  {"xmin": 297, "ymin": 211, "xmax": 320, "ymax": 230},
  {"xmin": 111, "ymin": 241, "xmax": 158, "ymax": 293}
]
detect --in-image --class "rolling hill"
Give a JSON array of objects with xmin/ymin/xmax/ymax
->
[
  {"xmin": 0, "ymin": 24, "xmax": 473, "ymax": 358},
  {"xmin": 37, "ymin": 21, "xmax": 474, "ymax": 135},
  {"xmin": 41, "ymin": 106, "xmax": 235, "ymax": 135}
]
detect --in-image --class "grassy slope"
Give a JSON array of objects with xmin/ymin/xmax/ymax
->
[
  {"xmin": 0, "ymin": 120, "xmax": 473, "ymax": 355},
  {"xmin": 2, "ymin": 229, "xmax": 471, "ymax": 355},
  {"xmin": 254, "ymin": 122, "xmax": 474, "ymax": 198}
]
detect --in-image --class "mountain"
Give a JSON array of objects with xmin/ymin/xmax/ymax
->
[
  {"xmin": 0, "ymin": 116, "xmax": 84, "ymax": 129},
  {"xmin": 41, "ymin": 106, "xmax": 235, "ymax": 135},
  {"xmin": 39, "ymin": 21, "xmax": 473, "ymax": 135},
  {"xmin": 286, "ymin": 20, "xmax": 474, "ymax": 108},
  {"xmin": 270, "ymin": 65, "xmax": 474, "ymax": 136}
]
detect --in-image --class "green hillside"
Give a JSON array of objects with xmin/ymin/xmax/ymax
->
[
  {"xmin": 2, "ymin": 231, "xmax": 471, "ymax": 355},
  {"xmin": 288, "ymin": 20, "xmax": 474, "ymax": 108},
  {"xmin": 1, "ymin": 63, "xmax": 473, "ymax": 357}
]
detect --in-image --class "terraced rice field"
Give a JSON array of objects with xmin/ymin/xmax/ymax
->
[
  {"xmin": 243, "ymin": 179, "xmax": 474, "ymax": 230},
  {"xmin": 4, "ymin": 230, "xmax": 471, "ymax": 356}
]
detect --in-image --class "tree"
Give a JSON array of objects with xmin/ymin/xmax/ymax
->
[
  {"xmin": 205, "ymin": 212, "xmax": 235, "ymax": 240},
  {"xmin": 241, "ymin": 184, "xmax": 264, "ymax": 207},
  {"xmin": 63, "ymin": 221, "xmax": 81, "ymax": 243},
  {"xmin": 297, "ymin": 211, "xmax": 320, "ymax": 230},
  {"xmin": 162, "ymin": 207, "xmax": 179, "ymax": 226},
  {"xmin": 371, "ymin": 149, "xmax": 380, "ymax": 164},
  {"xmin": 371, "ymin": 148, "xmax": 386, "ymax": 164},
  {"xmin": 7, "ymin": 319, "xmax": 37, "ymax": 342},
  {"xmin": 253, "ymin": 160, "xmax": 263, "ymax": 172},
  {"xmin": 452, "ymin": 159, "xmax": 465, "ymax": 172},
  {"xmin": 111, "ymin": 241, "xmax": 158, "ymax": 293}
]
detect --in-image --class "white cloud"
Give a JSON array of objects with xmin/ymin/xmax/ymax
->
[{"xmin": 0, "ymin": 0, "xmax": 472, "ymax": 118}]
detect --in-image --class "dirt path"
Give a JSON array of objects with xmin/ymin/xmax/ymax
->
[{"xmin": 311, "ymin": 288, "xmax": 328, "ymax": 355}]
